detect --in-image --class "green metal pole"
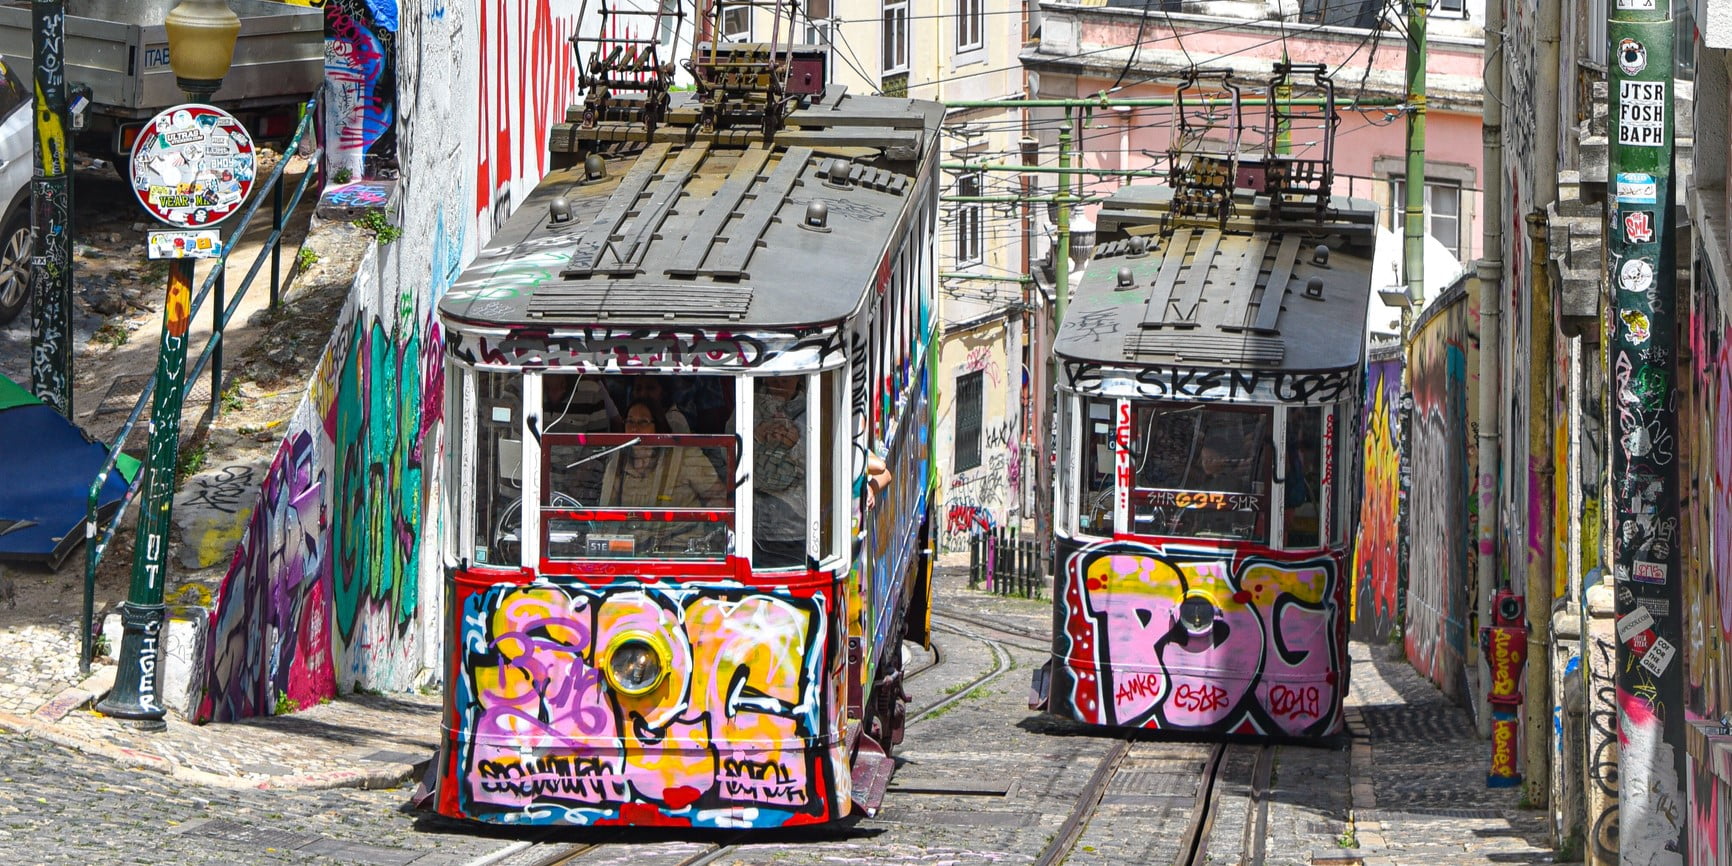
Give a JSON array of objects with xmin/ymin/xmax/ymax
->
[
  {"xmin": 1403, "ymin": 0, "xmax": 1428, "ymax": 310},
  {"xmin": 29, "ymin": 0, "xmax": 72, "ymax": 415},
  {"xmin": 1055, "ymin": 110, "xmax": 1072, "ymax": 327},
  {"xmin": 941, "ymin": 96, "xmax": 1403, "ymax": 109},
  {"xmin": 94, "ymin": 258, "xmax": 193, "ymax": 726},
  {"xmin": 1607, "ymin": 0, "xmax": 1683, "ymax": 855}
]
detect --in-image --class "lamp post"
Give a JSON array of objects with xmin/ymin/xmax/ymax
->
[
  {"xmin": 29, "ymin": 0, "xmax": 73, "ymax": 415},
  {"xmin": 96, "ymin": 0, "xmax": 239, "ymax": 726}
]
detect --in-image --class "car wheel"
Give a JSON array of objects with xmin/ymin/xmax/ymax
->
[{"xmin": 0, "ymin": 209, "xmax": 30, "ymax": 326}]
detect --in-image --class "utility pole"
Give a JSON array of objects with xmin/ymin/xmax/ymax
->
[
  {"xmin": 1607, "ymin": 0, "xmax": 1684, "ymax": 854},
  {"xmin": 29, "ymin": 0, "xmax": 72, "ymax": 415},
  {"xmin": 1403, "ymin": 0, "xmax": 1427, "ymax": 311}
]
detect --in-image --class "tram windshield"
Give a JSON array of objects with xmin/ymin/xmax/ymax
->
[
  {"xmin": 1127, "ymin": 403, "xmax": 1274, "ymax": 541},
  {"xmin": 464, "ymin": 370, "xmax": 842, "ymax": 569}
]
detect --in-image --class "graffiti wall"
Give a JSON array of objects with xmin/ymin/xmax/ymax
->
[
  {"xmin": 444, "ymin": 580, "xmax": 839, "ymax": 826},
  {"xmin": 937, "ymin": 319, "xmax": 1020, "ymax": 551},
  {"xmin": 1402, "ymin": 281, "xmax": 1477, "ymax": 702},
  {"xmin": 474, "ymin": 0, "xmax": 584, "ymax": 249},
  {"xmin": 1351, "ymin": 348, "xmax": 1404, "ymax": 643},
  {"xmin": 196, "ymin": 5, "xmax": 567, "ymax": 719},
  {"xmin": 1049, "ymin": 538, "xmax": 1347, "ymax": 737}
]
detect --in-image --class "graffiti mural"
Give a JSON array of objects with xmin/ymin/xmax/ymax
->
[
  {"xmin": 938, "ymin": 322, "xmax": 1018, "ymax": 552},
  {"xmin": 475, "ymin": 0, "xmax": 583, "ymax": 244},
  {"xmin": 1402, "ymin": 285, "xmax": 1474, "ymax": 701},
  {"xmin": 448, "ymin": 580, "xmax": 837, "ymax": 826},
  {"xmin": 1050, "ymin": 539, "xmax": 1345, "ymax": 737},
  {"xmin": 324, "ymin": 0, "xmax": 399, "ymax": 179},
  {"xmin": 1351, "ymin": 350, "xmax": 1403, "ymax": 642}
]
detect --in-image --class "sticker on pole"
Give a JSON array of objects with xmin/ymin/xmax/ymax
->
[
  {"xmin": 1639, "ymin": 636, "xmax": 1676, "ymax": 677},
  {"xmin": 147, "ymin": 229, "xmax": 223, "ymax": 260},
  {"xmin": 1615, "ymin": 0, "xmax": 1654, "ymax": 9},
  {"xmin": 1617, "ymin": 80, "xmax": 1667, "ymax": 148},
  {"xmin": 129, "ymin": 104, "xmax": 257, "ymax": 228},
  {"xmin": 1617, "ymin": 38, "xmax": 1648, "ymax": 75},
  {"xmin": 1615, "ymin": 172, "xmax": 1658, "ymax": 204}
]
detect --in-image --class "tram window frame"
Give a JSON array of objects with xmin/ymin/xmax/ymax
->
[
  {"xmin": 1080, "ymin": 398, "xmax": 1116, "ymax": 536},
  {"xmin": 1283, "ymin": 405, "xmax": 1326, "ymax": 549},
  {"xmin": 750, "ymin": 373, "xmax": 815, "ymax": 570},
  {"xmin": 1126, "ymin": 401, "xmax": 1274, "ymax": 543},
  {"xmin": 1055, "ymin": 396, "xmax": 1075, "ymax": 536},
  {"xmin": 445, "ymin": 364, "xmax": 467, "ymax": 568},
  {"xmin": 471, "ymin": 368, "xmax": 529, "ymax": 569},
  {"xmin": 1332, "ymin": 402, "xmax": 1352, "ymax": 547}
]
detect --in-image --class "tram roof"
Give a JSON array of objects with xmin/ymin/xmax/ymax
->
[
  {"xmin": 1054, "ymin": 183, "xmax": 1380, "ymax": 374},
  {"xmin": 438, "ymin": 90, "xmax": 945, "ymax": 332}
]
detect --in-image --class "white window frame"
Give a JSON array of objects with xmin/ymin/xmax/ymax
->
[
  {"xmin": 722, "ymin": 5, "xmax": 752, "ymax": 42},
  {"xmin": 956, "ymin": 0, "xmax": 985, "ymax": 56},
  {"xmin": 882, "ymin": 0, "xmax": 909, "ymax": 74},
  {"xmin": 1432, "ymin": 0, "xmax": 1466, "ymax": 19},
  {"xmin": 955, "ymin": 172, "xmax": 983, "ymax": 267},
  {"xmin": 1389, "ymin": 176, "xmax": 1464, "ymax": 259}
]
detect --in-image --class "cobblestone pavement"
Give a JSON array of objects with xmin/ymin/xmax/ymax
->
[{"xmin": 1346, "ymin": 640, "xmax": 1565, "ymax": 865}]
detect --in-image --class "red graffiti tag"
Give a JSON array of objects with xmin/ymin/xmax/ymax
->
[
  {"xmin": 1172, "ymin": 682, "xmax": 1229, "ymax": 714},
  {"xmin": 1268, "ymin": 684, "xmax": 1320, "ymax": 719},
  {"xmin": 1115, "ymin": 672, "xmax": 1162, "ymax": 705}
]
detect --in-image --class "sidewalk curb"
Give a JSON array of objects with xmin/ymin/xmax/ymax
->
[{"xmin": 0, "ymin": 709, "xmax": 418, "ymax": 792}]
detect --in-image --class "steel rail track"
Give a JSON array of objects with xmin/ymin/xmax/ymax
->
[
  {"xmin": 1173, "ymin": 742, "xmax": 1231, "ymax": 866},
  {"xmin": 930, "ymin": 603, "xmax": 1052, "ymax": 651},
  {"xmin": 1239, "ymin": 744, "xmax": 1275, "ymax": 866},
  {"xmin": 907, "ymin": 621, "xmax": 1012, "ymax": 725},
  {"xmin": 1032, "ymin": 737, "xmax": 1136, "ymax": 866}
]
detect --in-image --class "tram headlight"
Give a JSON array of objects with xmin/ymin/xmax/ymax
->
[
  {"xmin": 602, "ymin": 631, "xmax": 671, "ymax": 695},
  {"xmin": 1179, "ymin": 595, "xmax": 1216, "ymax": 634}
]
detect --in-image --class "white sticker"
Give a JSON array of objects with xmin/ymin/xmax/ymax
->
[
  {"xmin": 1617, "ymin": 605, "xmax": 1656, "ymax": 643},
  {"xmin": 1619, "ymin": 257, "xmax": 1656, "ymax": 294},
  {"xmin": 1618, "ymin": 80, "xmax": 1667, "ymax": 147},
  {"xmin": 1616, "ymin": 0, "xmax": 1655, "ymax": 8},
  {"xmin": 1615, "ymin": 172, "xmax": 1658, "ymax": 204},
  {"xmin": 491, "ymin": 406, "xmax": 513, "ymax": 423},
  {"xmin": 1640, "ymin": 636, "xmax": 1676, "ymax": 677},
  {"xmin": 1632, "ymin": 558, "xmax": 1667, "ymax": 583}
]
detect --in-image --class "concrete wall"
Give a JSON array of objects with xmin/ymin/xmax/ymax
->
[
  {"xmin": 1402, "ymin": 278, "xmax": 1479, "ymax": 706},
  {"xmin": 194, "ymin": 0, "xmax": 584, "ymax": 721}
]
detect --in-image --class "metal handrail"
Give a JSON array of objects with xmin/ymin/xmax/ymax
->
[{"xmin": 80, "ymin": 92, "xmax": 326, "ymax": 673}]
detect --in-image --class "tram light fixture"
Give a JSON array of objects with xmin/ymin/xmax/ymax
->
[
  {"xmin": 549, "ymin": 196, "xmax": 573, "ymax": 223},
  {"xmin": 1305, "ymin": 275, "xmax": 1325, "ymax": 299},
  {"xmin": 602, "ymin": 631, "xmax": 672, "ymax": 695},
  {"xmin": 584, "ymin": 152, "xmax": 607, "ymax": 181},
  {"xmin": 1178, "ymin": 595, "xmax": 1216, "ymax": 634},
  {"xmin": 1311, "ymin": 244, "xmax": 1330, "ymax": 266},
  {"xmin": 164, "ymin": 0, "xmax": 241, "ymax": 102},
  {"xmin": 801, "ymin": 199, "xmax": 831, "ymax": 232},
  {"xmin": 1116, "ymin": 266, "xmax": 1135, "ymax": 289}
]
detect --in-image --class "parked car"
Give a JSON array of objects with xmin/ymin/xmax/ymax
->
[{"xmin": 0, "ymin": 56, "xmax": 32, "ymax": 326}]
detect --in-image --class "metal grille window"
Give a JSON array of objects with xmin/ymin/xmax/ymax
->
[
  {"xmin": 957, "ymin": 0, "xmax": 983, "ymax": 52},
  {"xmin": 882, "ymin": 0, "xmax": 909, "ymax": 74},
  {"xmin": 956, "ymin": 173, "xmax": 983, "ymax": 265},
  {"xmin": 955, "ymin": 371, "xmax": 983, "ymax": 472}
]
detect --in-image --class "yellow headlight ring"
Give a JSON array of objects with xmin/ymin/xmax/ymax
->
[{"xmin": 601, "ymin": 629, "xmax": 673, "ymax": 695}]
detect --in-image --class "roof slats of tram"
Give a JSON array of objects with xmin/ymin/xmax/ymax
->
[
  {"xmin": 664, "ymin": 145, "xmax": 772, "ymax": 277},
  {"xmin": 563, "ymin": 142, "xmax": 672, "ymax": 277}
]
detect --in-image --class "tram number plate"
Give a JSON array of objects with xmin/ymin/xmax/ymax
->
[
  {"xmin": 1142, "ymin": 488, "xmax": 1263, "ymax": 511},
  {"xmin": 588, "ymin": 534, "xmax": 636, "ymax": 554}
]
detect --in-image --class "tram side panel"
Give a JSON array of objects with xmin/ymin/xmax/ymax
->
[{"xmin": 1047, "ymin": 535, "xmax": 1348, "ymax": 738}]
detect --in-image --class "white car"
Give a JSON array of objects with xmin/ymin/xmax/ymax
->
[{"xmin": 0, "ymin": 57, "xmax": 36, "ymax": 326}]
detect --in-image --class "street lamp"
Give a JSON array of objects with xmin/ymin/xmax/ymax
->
[
  {"xmin": 96, "ymin": 0, "xmax": 239, "ymax": 727},
  {"xmin": 164, "ymin": 0, "xmax": 240, "ymax": 103}
]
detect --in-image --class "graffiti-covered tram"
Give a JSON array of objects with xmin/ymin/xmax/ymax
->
[
  {"xmin": 428, "ymin": 84, "xmax": 944, "ymax": 827},
  {"xmin": 1031, "ymin": 178, "xmax": 1378, "ymax": 739}
]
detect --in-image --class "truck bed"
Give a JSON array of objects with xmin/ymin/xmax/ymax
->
[{"xmin": 0, "ymin": 0, "xmax": 323, "ymax": 117}]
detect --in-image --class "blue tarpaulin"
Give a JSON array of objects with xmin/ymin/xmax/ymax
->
[{"xmin": 0, "ymin": 373, "xmax": 140, "ymax": 566}]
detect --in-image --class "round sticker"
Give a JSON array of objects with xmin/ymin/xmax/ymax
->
[
  {"xmin": 1619, "ymin": 257, "xmax": 1654, "ymax": 293},
  {"xmin": 1618, "ymin": 38, "xmax": 1647, "ymax": 75},
  {"xmin": 129, "ymin": 104, "xmax": 257, "ymax": 228}
]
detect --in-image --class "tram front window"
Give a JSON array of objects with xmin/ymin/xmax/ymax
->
[
  {"xmin": 1130, "ymin": 403, "xmax": 1273, "ymax": 542},
  {"xmin": 543, "ymin": 435, "xmax": 736, "ymax": 561}
]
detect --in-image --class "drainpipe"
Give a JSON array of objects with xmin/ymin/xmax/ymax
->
[
  {"xmin": 1522, "ymin": 0, "xmax": 1563, "ymax": 812},
  {"xmin": 1476, "ymin": 0, "xmax": 1505, "ymax": 740},
  {"xmin": 1524, "ymin": 212, "xmax": 1555, "ymax": 807}
]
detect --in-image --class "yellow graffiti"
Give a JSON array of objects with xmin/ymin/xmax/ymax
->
[
  {"xmin": 194, "ymin": 509, "xmax": 252, "ymax": 568},
  {"xmin": 164, "ymin": 581, "xmax": 214, "ymax": 609},
  {"xmin": 1240, "ymin": 561, "xmax": 1328, "ymax": 607},
  {"xmin": 1090, "ymin": 553, "xmax": 1182, "ymax": 602},
  {"xmin": 1490, "ymin": 719, "xmax": 1517, "ymax": 776},
  {"xmin": 33, "ymin": 81, "xmax": 66, "ymax": 177}
]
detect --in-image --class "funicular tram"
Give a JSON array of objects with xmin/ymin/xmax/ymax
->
[
  {"xmin": 426, "ymin": 0, "xmax": 943, "ymax": 827},
  {"xmin": 1032, "ymin": 66, "xmax": 1378, "ymax": 740}
]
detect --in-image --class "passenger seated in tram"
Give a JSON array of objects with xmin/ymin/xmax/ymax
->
[
  {"xmin": 754, "ymin": 376, "xmax": 807, "ymax": 568},
  {"xmin": 597, "ymin": 399, "xmax": 723, "ymax": 509},
  {"xmin": 544, "ymin": 372, "xmax": 620, "ymax": 432}
]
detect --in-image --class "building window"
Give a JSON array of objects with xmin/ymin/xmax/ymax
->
[
  {"xmin": 658, "ymin": 0, "xmax": 681, "ymax": 51},
  {"xmin": 1390, "ymin": 177, "xmax": 1462, "ymax": 259},
  {"xmin": 1433, "ymin": 0, "xmax": 1465, "ymax": 18},
  {"xmin": 956, "ymin": 173, "xmax": 983, "ymax": 266},
  {"xmin": 955, "ymin": 371, "xmax": 983, "ymax": 472},
  {"xmin": 957, "ymin": 0, "xmax": 983, "ymax": 53},
  {"xmin": 722, "ymin": 5, "xmax": 752, "ymax": 41},
  {"xmin": 804, "ymin": 0, "xmax": 832, "ymax": 48},
  {"xmin": 882, "ymin": 0, "xmax": 909, "ymax": 74}
]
